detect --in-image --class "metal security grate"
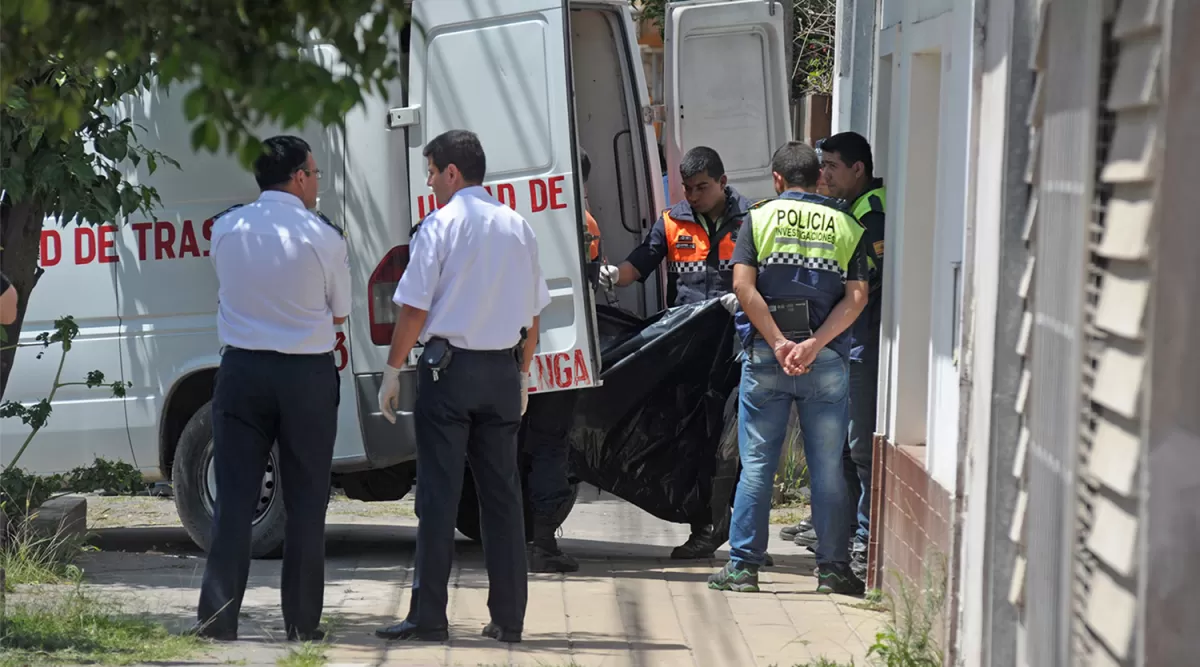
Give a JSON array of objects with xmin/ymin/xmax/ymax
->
[{"xmin": 1020, "ymin": 0, "xmax": 1106, "ymax": 665}]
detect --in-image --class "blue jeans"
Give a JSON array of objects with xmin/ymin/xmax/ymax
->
[
  {"xmin": 844, "ymin": 344, "xmax": 879, "ymax": 543},
  {"xmin": 729, "ymin": 342, "xmax": 852, "ymax": 568}
]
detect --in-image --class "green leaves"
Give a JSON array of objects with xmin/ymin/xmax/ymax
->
[{"xmin": 2, "ymin": 0, "xmax": 412, "ymax": 170}]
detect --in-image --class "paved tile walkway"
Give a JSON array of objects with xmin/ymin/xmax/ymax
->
[{"xmin": 78, "ymin": 490, "xmax": 883, "ymax": 666}]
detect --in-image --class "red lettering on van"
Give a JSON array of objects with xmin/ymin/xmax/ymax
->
[
  {"xmin": 154, "ymin": 222, "xmax": 176, "ymax": 260},
  {"xmin": 334, "ymin": 331, "xmax": 349, "ymax": 371},
  {"xmin": 40, "ymin": 230, "xmax": 61, "ymax": 267},
  {"xmin": 97, "ymin": 225, "xmax": 118, "ymax": 264},
  {"xmin": 496, "ymin": 183, "xmax": 516, "ymax": 208},
  {"xmin": 553, "ymin": 352, "xmax": 572, "ymax": 388},
  {"xmin": 529, "ymin": 179, "xmax": 548, "ymax": 213},
  {"xmin": 530, "ymin": 349, "xmax": 593, "ymax": 391},
  {"xmin": 547, "ymin": 175, "xmax": 567, "ymax": 210},
  {"xmin": 571, "ymin": 348, "xmax": 590, "ymax": 386},
  {"xmin": 132, "ymin": 222, "xmax": 154, "ymax": 260},
  {"xmin": 178, "ymin": 220, "xmax": 201, "ymax": 258},
  {"xmin": 74, "ymin": 227, "xmax": 97, "ymax": 265},
  {"xmin": 202, "ymin": 218, "xmax": 214, "ymax": 256}
]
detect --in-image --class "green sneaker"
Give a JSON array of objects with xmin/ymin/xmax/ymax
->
[
  {"xmin": 816, "ymin": 563, "xmax": 865, "ymax": 595},
  {"xmin": 707, "ymin": 561, "xmax": 760, "ymax": 593}
]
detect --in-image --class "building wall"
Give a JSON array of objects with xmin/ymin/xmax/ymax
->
[{"xmin": 851, "ymin": 0, "xmax": 975, "ymax": 615}]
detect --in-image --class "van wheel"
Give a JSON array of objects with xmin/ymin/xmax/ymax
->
[
  {"xmin": 454, "ymin": 468, "xmax": 578, "ymax": 544},
  {"xmin": 172, "ymin": 400, "xmax": 287, "ymax": 559}
]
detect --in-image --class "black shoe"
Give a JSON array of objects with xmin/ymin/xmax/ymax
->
[
  {"xmin": 374, "ymin": 621, "xmax": 449, "ymax": 642},
  {"xmin": 671, "ymin": 527, "xmax": 720, "ymax": 559},
  {"xmin": 792, "ymin": 527, "xmax": 818, "ymax": 548},
  {"xmin": 287, "ymin": 628, "xmax": 325, "ymax": 642},
  {"xmin": 778, "ymin": 519, "xmax": 812, "ymax": 541},
  {"xmin": 764, "ymin": 553, "xmax": 775, "ymax": 568},
  {"xmin": 850, "ymin": 558, "xmax": 868, "ymax": 581},
  {"xmin": 529, "ymin": 543, "xmax": 580, "ymax": 573},
  {"xmin": 816, "ymin": 563, "xmax": 866, "ymax": 595},
  {"xmin": 187, "ymin": 622, "xmax": 237, "ymax": 641},
  {"xmin": 482, "ymin": 622, "xmax": 522, "ymax": 643}
]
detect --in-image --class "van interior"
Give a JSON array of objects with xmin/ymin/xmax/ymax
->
[{"xmin": 569, "ymin": 5, "xmax": 664, "ymax": 319}]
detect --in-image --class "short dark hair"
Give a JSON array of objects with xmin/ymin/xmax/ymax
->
[
  {"xmin": 423, "ymin": 130, "xmax": 487, "ymax": 183},
  {"xmin": 679, "ymin": 146, "xmax": 725, "ymax": 181},
  {"xmin": 819, "ymin": 131, "xmax": 874, "ymax": 177},
  {"xmin": 254, "ymin": 135, "xmax": 312, "ymax": 190},
  {"xmin": 580, "ymin": 148, "xmax": 591, "ymax": 183},
  {"xmin": 771, "ymin": 141, "xmax": 822, "ymax": 189}
]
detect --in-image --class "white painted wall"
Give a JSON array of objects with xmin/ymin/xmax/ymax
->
[{"xmin": 841, "ymin": 0, "xmax": 977, "ymax": 492}]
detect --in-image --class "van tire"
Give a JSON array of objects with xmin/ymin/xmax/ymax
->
[
  {"xmin": 173, "ymin": 400, "xmax": 288, "ymax": 559},
  {"xmin": 454, "ymin": 468, "xmax": 578, "ymax": 544}
]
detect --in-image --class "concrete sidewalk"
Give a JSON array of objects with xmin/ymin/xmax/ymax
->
[{"xmin": 80, "ymin": 492, "xmax": 883, "ymax": 667}]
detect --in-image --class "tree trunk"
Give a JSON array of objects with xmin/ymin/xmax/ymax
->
[{"xmin": 1, "ymin": 199, "xmax": 46, "ymax": 400}]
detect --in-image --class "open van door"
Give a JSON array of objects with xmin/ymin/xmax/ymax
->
[
  {"xmin": 663, "ymin": 0, "xmax": 792, "ymax": 203},
  {"xmin": 400, "ymin": 0, "xmax": 599, "ymax": 395}
]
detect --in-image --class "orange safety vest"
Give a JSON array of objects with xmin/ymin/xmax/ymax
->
[
  {"xmin": 584, "ymin": 210, "xmax": 601, "ymax": 261},
  {"xmin": 663, "ymin": 211, "xmax": 737, "ymax": 275}
]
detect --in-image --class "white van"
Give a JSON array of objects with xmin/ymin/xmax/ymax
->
[{"xmin": 4, "ymin": 0, "xmax": 791, "ymax": 556}]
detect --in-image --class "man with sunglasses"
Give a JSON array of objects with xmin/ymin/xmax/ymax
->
[{"xmin": 196, "ymin": 135, "xmax": 348, "ymax": 642}]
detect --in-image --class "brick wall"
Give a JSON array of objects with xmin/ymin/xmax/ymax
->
[{"xmin": 868, "ymin": 437, "xmax": 954, "ymax": 646}]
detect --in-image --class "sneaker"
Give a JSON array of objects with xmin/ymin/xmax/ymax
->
[
  {"xmin": 816, "ymin": 563, "xmax": 865, "ymax": 595},
  {"xmin": 778, "ymin": 518, "xmax": 812, "ymax": 541},
  {"xmin": 528, "ymin": 543, "xmax": 579, "ymax": 573},
  {"xmin": 707, "ymin": 561, "xmax": 760, "ymax": 593},
  {"xmin": 671, "ymin": 527, "xmax": 720, "ymax": 560},
  {"xmin": 792, "ymin": 527, "xmax": 818, "ymax": 548}
]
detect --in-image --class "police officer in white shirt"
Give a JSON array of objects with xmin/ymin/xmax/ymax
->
[
  {"xmin": 375, "ymin": 130, "xmax": 549, "ymax": 644},
  {"xmin": 195, "ymin": 135, "xmax": 349, "ymax": 643}
]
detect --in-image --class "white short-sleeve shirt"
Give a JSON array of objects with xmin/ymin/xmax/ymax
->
[
  {"xmin": 393, "ymin": 186, "xmax": 552, "ymax": 350},
  {"xmin": 210, "ymin": 190, "xmax": 351, "ymax": 354}
]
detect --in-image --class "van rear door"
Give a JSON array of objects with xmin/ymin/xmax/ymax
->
[
  {"xmin": 402, "ymin": 0, "xmax": 599, "ymax": 395},
  {"xmin": 663, "ymin": 0, "xmax": 792, "ymax": 203}
]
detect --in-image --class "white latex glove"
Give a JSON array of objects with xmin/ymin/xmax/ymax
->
[
  {"xmin": 378, "ymin": 364, "xmax": 402, "ymax": 424},
  {"xmin": 719, "ymin": 292, "xmax": 739, "ymax": 314},
  {"xmin": 520, "ymin": 372, "xmax": 530, "ymax": 415},
  {"xmin": 599, "ymin": 264, "xmax": 620, "ymax": 289}
]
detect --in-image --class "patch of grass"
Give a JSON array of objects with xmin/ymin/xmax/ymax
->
[
  {"xmin": 1, "ymin": 513, "xmax": 89, "ymax": 590},
  {"xmin": 769, "ymin": 508, "xmax": 809, "ymax": 526},
  {"xmin": 867, "ymin": 553, "xmax": 946, "ymax": 667},
  {"xmin": 0, "ymin": 585, "xmax": 201, "ymax": 666},
  {"xmin": 277, "ymin": 641, "xmax": 328, "ymax": 667},
  {"xmin": 773, "ymin": 420, "xmax": 811, "ymax": 508},
  {"xmin": 792, "ymin": 658, "xmax": 857, "ymax": 667},
  {"xmin": 846, "ymin": 588, "xmax": 890, "ymax": 612}
]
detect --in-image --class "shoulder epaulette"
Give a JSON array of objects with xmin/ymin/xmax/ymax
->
[
  {"xmin": 749, "ymin": 198, "xmax": 776, "ymax": 210},
  {"xmin": 314, "ymin": 210, "xmax": 345, "ymax": 238},
  {"xmin": 212, "ymin": 203, "xmax": 245, "ymax": 220},
  {"xmin": 411, "ymin": 209, "xmax": 438, "ymax": 239}
]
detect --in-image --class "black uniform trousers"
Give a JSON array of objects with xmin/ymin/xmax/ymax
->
[
  {"xmin": 406, "ymin": 344, "xmax": 528, "ymax": 631},
  {"xmin": 197, "ymin": 347, "xmax": 339, "ymax": 637}
]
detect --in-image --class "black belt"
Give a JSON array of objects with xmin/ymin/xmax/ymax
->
[{"xmin": 221, "ymin": 345, "xmax": 333, "ymax": 359}]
